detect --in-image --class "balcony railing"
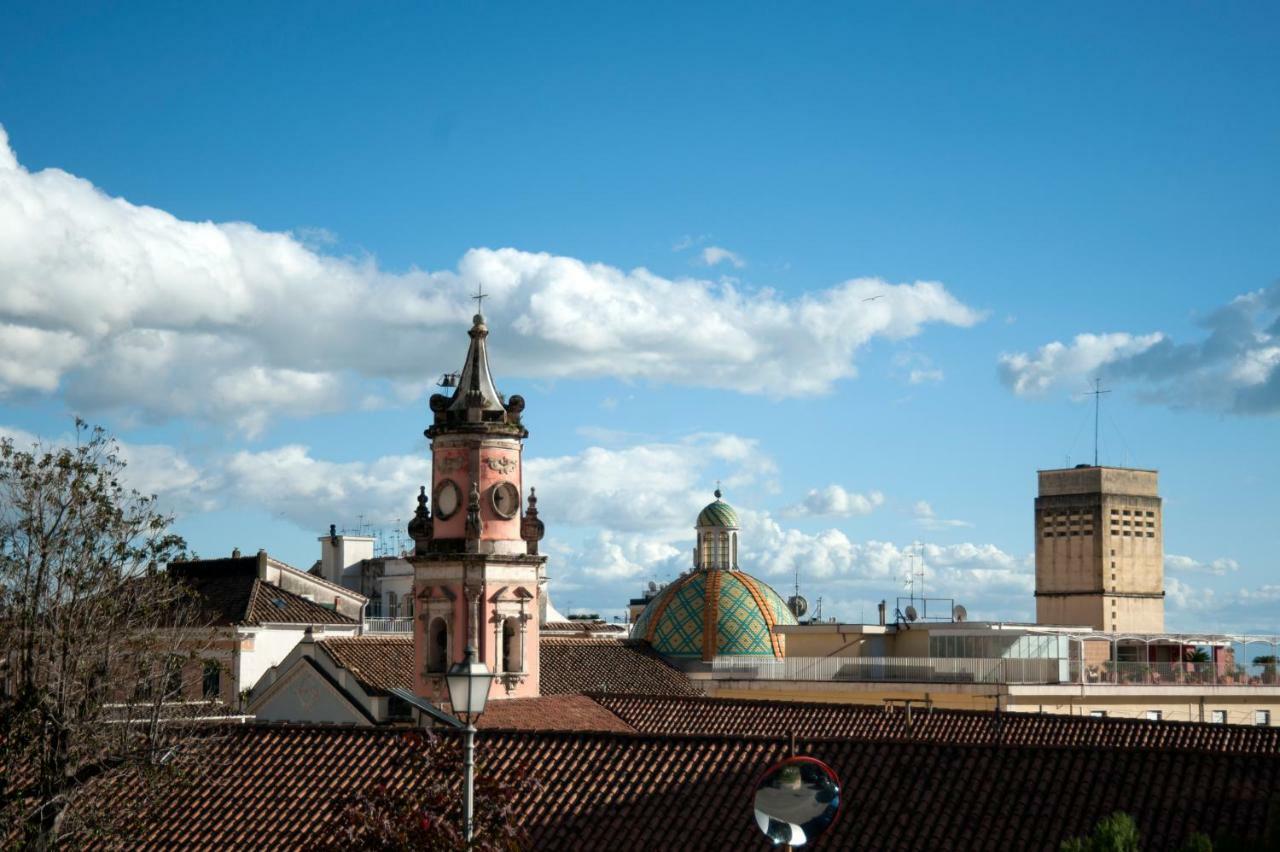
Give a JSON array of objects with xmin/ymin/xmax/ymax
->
[
  {"xmin": 363, "ymin": 617, "xmax": 414, "ymax": 634},
  {"xmin": 713, "ymin": 656, "xmax": 1280, "ymax": 687},
  {"xmin": 1075, "ymin": 661, "xmax": 1278, "ymax": 687},
  {"xmin": 712, "ymin": 655, "xmax": 1068, "ymax": 685}
]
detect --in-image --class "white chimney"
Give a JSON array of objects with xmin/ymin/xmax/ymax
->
[{"xmin": 317, "ymin": 524, "xmax": 375, "ymax": 586}]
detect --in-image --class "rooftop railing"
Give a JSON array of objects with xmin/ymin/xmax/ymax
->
[
  {"xmin": 713, "ymin": 656, "xmax": 1280, "ymax": 687},
  {"xmin": 1076, "ymin": 660, "xmax": 1278, "ymax": 687},
  {"xmin": 363, "ymin": 617, "xmax": 413, "ymax": 634},
  {"xmin": 712, "ymin": 655, "xmax": 1067, "ymax": 685}
]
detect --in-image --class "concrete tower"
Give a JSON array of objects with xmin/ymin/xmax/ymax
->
[
  {"xmin": 407, "ymin": 308, "xmax": 546, "ymax": 702},
  {"xmin": 1034, "ymin": 465, "xmax": 1164, "ymax": 632}
]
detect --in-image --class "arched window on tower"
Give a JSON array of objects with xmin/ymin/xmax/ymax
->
[
  {"xmin": 427, "ymin": 617, "xmax": 449, "ymax": 673},
  {"xmin": 701, "ymin": 533, "xmax": 714, "ymax": 569},
  {"xmin": 719, "ymin": 532, "xmax": 729, "ymax": 569},
  {"xmin": 387, "ymin": 591, "xmax": 399, "ymax": 619},
  {"xmin": 503, "ymin": 617, "xmax": 522, "ymax": 673}
]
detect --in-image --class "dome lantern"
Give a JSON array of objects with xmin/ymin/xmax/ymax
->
[{"xmin": 694, "ymin": 487, "xmax": 739, "ymax": 571}]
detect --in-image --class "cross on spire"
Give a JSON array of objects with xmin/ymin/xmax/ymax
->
[{"xmin": 472, "ymin": 282, "xmax": 488, "ymax": 316}]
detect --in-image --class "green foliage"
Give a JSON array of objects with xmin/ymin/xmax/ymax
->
[
  {"xmin": 1179, "ymin": 832, "xmax": 1214, "ymax": 852},
  {"xmin": 1061, "ymin": 812, "xmax": 1140, "ymax": 852},
  {"xmin": 0, "ymin": 421, "xmax": 210, "ymax": 849}
]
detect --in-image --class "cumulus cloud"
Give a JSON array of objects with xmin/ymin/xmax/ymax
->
[
  {"xmin": 913, "ymin": 500, "xmax": 972, "ymax": 530},
  {"xmin": 222, "ymin": 445, "xmax": 432, "ymax": 530},
  {"xmin": 0, "ymin": 125, "xmax": 981, "ymax": 433},
  {"xmin": 0, "ymin": 423, "xmax": 215, "ymax": 514},
  {"xmin": 781, "ymin": 485, "xmax": 884, "ymax": 518},
  {"xmin": 998, "ymin": 285, "xmax": 1280, "ymax": 414},
  {"xmin": 998, "ymin": 333, "xmax": 1165, "ymax": 396},
  {"xmin": 698, "ymin": 246, "xmax": 745, "ymax": 268},
  {"xmin": 1166, "ymin": 553, "xmax": 1240, "ymax": 576}
]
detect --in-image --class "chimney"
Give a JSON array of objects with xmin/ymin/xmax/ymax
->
[{"xmin": 878, "ymin": 600, "xmax": 886, "ymax": 626}]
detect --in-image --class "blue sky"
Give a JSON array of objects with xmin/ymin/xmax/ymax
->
[{"xmin": 1, "ymin": 3, "xmax": 1277, "ymax": 629}]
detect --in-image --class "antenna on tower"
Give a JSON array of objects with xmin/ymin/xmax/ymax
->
[{"xmin": 1087, "ymin": 375, "xmax": 1111, "ymax": 467}]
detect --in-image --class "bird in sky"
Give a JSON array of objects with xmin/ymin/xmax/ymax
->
[{"xmin": 863, "ymin": 295, "xmax": 885, "ymax": 302}]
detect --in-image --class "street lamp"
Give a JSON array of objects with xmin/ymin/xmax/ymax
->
[{"xmin": 446, "ymin": 645, "xmax": 493, "ymax": 846}]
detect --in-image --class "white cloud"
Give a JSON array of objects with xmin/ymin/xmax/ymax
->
[
  {"xmin": 892, "ymin": 351, "xmax": 945, "ymax": 385},
  {"xmin": 222, "ymin": 444, "xmax": 431, "ymax": 530},
  {"xmin": 782, "ymin": 485, "xmax": 884, "ymax": 518},
  {"xmin": 698, "ymin": 246, "xmax": 745, "ymax": 268},
  {"xmin": 525, "ymin": 432, "xmax": 775, "ymax": 535},
  {"xmin": 1165, "ymin": 553, "xmax": 1240, "ymax": 576},
  {"xmin": 913, "ymin": 500, "xmax": 972, "ymax": 530},
  {"xmin": 998, "ymin": 285, "xmax": 1280, "ymax": 414},
  {"xmin": 998, "ymin": 333, "xmax": 1165, "ymax": 396},
  {"xmin": 909, "ymin": 368, "xmax": 944, "ymax": 384},
  {"xmin": 0, "ymin": 125, "xmax": 982, "ymax": 432}
]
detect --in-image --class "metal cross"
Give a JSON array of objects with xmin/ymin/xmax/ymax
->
[{"xmin": 472, "ymin": 282, "xmax": 487, "ymax": 314}]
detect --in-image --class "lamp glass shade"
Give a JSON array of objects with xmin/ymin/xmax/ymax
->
[{"xmin": 446, "ymin": 646, "xmax": 493, "ymax": 720}]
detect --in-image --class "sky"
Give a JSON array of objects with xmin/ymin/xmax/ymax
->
[{"xmin": 0, "ymin": 2, "xmax": 1277, "ymax": 630}]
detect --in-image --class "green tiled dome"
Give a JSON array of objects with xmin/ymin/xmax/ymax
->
[
  {"xmin": 633, "ymin": 569, "xmax": 797, "ymax": 660},
  {"xmin": 696, "ymin": 496, "xmax": 739, "ymax": 529}
]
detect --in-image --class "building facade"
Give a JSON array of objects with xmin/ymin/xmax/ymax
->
[{"xmin": 1035, "ymin": 465, "xmax": 1164, "ymax": 632}]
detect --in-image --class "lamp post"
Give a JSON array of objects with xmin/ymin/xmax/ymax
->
[{"xmin": 446, "ymin": 644, "xmax": 493, "ymax": 847}]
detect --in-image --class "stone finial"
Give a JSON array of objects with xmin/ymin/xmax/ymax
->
[
  {"xmin": 407, "ymin": 485, "xmax": 434, "ymax": 556},
  {"xmin": 521, "ymin": 486, "xmax": 545, "ymax": 555}
]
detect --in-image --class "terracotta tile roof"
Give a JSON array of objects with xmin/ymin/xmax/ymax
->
[
  {"xmin": 317, "ymin": 636, "xmax": 414, "ymax": 696},
  {"xmin": 474, "ymin": 694, "xmax": 634, "ymax": 733},
  {"xmin": 170, "ymin": 559, "xmax": 357, "ymax": 627},
  {"xmin": 539, "ymin": 639, "xmax": 702, "ymax": 697},
  {"xmin": 90, "ymin": 724, "xmax": 1280, "ymax": 850},
  {"xmin": 594, "ymin": 693, "xmax": 1280, "ymax": 752}
]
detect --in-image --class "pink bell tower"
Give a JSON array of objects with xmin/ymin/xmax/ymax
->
[{"xmin": 407, "ymin": 303, "xmax": 546, "ymax": 703}]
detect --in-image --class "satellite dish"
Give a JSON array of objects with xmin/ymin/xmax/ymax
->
[
  {"xmin": 953, "ymin": 604, "xmax": 967, "ymax": 623},
  {"xmin": 905, "ymin": 605, "xmax": 918, "ymax": 622},
  {"xmin": 752, "ymin": 756, "xmax": 841, "ymax": 848},
  {"xmin": 788, "ymin": 595, "xmax": 809, "ymax": 619}
]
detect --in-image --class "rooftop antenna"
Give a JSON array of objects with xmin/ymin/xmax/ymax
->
[
  {"xmin": 1088, "ymin": 375, "xmax": 1111, "ymax": 467},
  {"xmin": 918, "ymin": 541, "xmax": 926, "ymax": 600}
]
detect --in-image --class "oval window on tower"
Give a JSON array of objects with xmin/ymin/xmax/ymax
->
[{"xmin": 435, "ymin": 479, "xmax": 461, "ymax": 519}]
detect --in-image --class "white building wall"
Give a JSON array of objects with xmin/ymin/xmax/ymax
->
[{"xmin": 237, "ymin": 625, "xmax": 360, "ymax": 693}]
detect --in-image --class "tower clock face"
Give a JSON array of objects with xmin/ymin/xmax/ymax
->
[
  {"xmin": 491, "ymin": 481, "xmax": 520, "ymax": 519},
  {"xmin": 435, "ymin": 479, "xmax": 461, "ymax": 519}
]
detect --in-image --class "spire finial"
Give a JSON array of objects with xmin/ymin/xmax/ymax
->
[
  {"xmin": 714, "ymin": 480, "xmax": 722, "ymax": 500},
  {"xmin": 472, "ymin": 282, "xmax": 487, "ymax": 321}
]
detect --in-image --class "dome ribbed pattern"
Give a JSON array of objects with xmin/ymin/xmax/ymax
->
[
  {"xmin": 696, "ymin": 499, "xmax": 739, "ymax": 529},
  {"xmin": 632, "ymin": 569, "xmax": 796, "ymax": 660}
]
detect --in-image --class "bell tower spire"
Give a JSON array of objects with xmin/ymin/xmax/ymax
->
[{"xmin": 409, "ymin": 303, "xmax": 546, "ymax": 704}]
